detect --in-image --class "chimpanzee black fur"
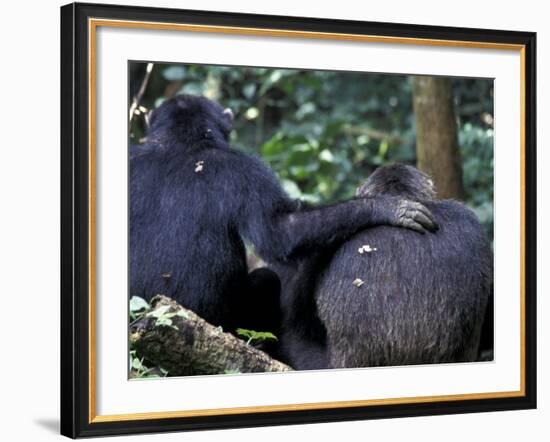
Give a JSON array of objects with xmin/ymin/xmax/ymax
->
[
  {"xmin": 276, "ymin": 164, "xmax": 493, "ymax": 369},
  {"xmin": 130, "ymin": 95, "xmax": 437, "ymax": 333}
]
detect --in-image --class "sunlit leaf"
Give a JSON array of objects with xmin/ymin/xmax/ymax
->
[
  {"xmin": 129, "ymin": 296, "xmax": 150, "ymax": 313},
  {"xmin": 162, "ymin": 66, "xmax": 186, "ymax": 81}
]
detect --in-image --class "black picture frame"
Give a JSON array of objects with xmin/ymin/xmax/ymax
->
[{"xmin": 61, "ymin": 2, "xmax": 537, "ymax": 438}]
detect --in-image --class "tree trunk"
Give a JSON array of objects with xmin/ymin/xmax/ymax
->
[
  {"xmin": 130, "ymin": 295, "xmax": 292, "ymax": 376},
  {"xmin": 412, "ymin": 76, "xmax": 465, "ymax": 200}
]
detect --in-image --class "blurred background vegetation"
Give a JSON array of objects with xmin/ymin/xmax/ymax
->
[{"xmin": 130, "ymin": 63, "xmax": 493, "ymax": 242}]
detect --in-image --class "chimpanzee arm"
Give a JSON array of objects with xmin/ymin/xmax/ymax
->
[
  {"xmin": 271, "ymin": 197, "xmax": 434, "ymax": 259},
  {"xmin": 228, "ymin": 152, "xmax": 436, "ymax": 262}
]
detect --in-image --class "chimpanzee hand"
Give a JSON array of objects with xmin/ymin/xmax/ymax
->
[
  {"xmin": 395, "ymin": 199, "xmax": 438, "ymax": 233},
  {"xmin": 373, "ymin": 197, "xmax": 439, "ymax": 234}
]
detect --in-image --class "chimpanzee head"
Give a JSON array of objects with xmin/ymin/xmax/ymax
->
[
  {"xmin": 356, "ymin": 163, "xmax": 436, "ymax": 201},
  {"xmin": 147, "ymin": 94, "xmax": 234, "ymax": 149}
]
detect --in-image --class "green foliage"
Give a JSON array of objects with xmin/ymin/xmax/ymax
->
[
  {"xmin": 236, "ymin": 328, "xmax": 278, "ymax": 345},
  {"xmin": 130, "ymin": 63, "xmax": 493, "ymax": 240},
  {"xmin": 129, "ymin": 298, "xmax": 172, "ymax": 379},
  {"xmin": 129, "ymin": 350, "xmax": 168, "ymax": 379},
  {"xmin": 459, "ymin": 123, "xmax": 494, "ymax": 241},
  {"xmin": 128, "ymin": 297, "xmax": 277, "ymax": 377},
  {"xmin": 129, "ymin": 295, "xmax": 149, "ymax": 321},
  {"xmin": 145, "ymin": 304, "xmax": 189, "ymax": 330}
]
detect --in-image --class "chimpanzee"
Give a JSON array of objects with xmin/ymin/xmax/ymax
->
[
  {"xmin": 276, "ymin": 164, "xmax": 493, "ymax": 369},
  {"xmin": 129, "ymin": 95, "xmax": 437, "ymax": 334}
]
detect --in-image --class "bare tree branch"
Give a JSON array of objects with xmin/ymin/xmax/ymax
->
[{"xmin": 129, "ymin": 62, "xmax": 154, "ymax": 122}]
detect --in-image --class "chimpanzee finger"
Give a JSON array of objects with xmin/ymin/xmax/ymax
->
[
  {"xmin": 401, "ymin": 218, "xmax": 426, "ymax": 234},
  {"xmin": 409, "ymin": 210, "xmax": 438, "ymax": 232},
  {"xmin": 409, "ymin": 202, "xmax": 439, "ymax": 232}
]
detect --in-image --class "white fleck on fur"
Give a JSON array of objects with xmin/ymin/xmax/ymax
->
[
  {"xmin": 194, "ymin": 160, "xmax": 204, "ymax": 173},
  {"xmin": 358, "ymin": 244, "xmax": 377, "ymax": 254}
]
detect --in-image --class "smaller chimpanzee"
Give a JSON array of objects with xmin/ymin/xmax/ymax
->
[{"xmin": 276, "ymin": 164, "xmax": 493, "ymax": 370}]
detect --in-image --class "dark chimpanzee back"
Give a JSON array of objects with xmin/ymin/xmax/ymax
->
[{"xmin": 315, "ymin": 199, "xmax": 493, "ymax": 369}]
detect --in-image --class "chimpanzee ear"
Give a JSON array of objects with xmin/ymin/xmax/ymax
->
[{"xmin": 223, "ymin": 107, "xmax": 234, "ymax": 122}]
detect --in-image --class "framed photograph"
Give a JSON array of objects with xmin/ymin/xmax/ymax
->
[{"xmin": 60, "ymin": 2, "xmax": 536, "ymax": 438}]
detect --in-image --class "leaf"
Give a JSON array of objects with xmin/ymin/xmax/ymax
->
[
  {"xmin": 154, "ymin": 97, "xmax": 165, "ymax": 108},
  {"xmin": 178, "ymin": 82, "xmax": 204, "ymax": 95},
  {"xmin": 252, "ymin": 331, "xmax": 278, "ymax": 341},
  {"xmin": 242, "ymin": 83, "xmax": 256, "ymax": 99},
  {"xmin": 235, "ymin": 328, "xmax": 254, "ymax": 339},
  {"xmin": 319, "ymin": 149, "xmax": 335, "ymax": 163},
  {"xmin": 295, "ymin": 102, "xmax": 316, "ymax": 120},
  {"xmin": 280, "ymin": 179, "xmax": 302, "ymax": 199},
  {"xmin": 155, "ymin": 317, "xmax": 173, "ymax": 327},
  {"xmin": 261, "ymin": 133, "xmax": 285, "ymax": 156},
  {"xmin": 129, "ymin": 296, "xmax": 150, "ymax": 313},
  {"xmin": 147, "ymin": 305, "xmax": 171, "ymax": 318},
  {"xmin": 258, "ymin": 70, "xmax": 283, "ymax": 95},
  {"xmin": 162, "ymin": 66, "xmax": 186, "ymax": 81},
  {"xmin": 131, "ymin": 357, "xmax": 145, "ymax": 371},
  {"xmin": 235, "ymin": 328, "xmax": 278, "ymax": 343}
]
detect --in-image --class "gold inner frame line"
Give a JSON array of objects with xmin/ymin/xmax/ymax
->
[{"xmin": 87, "ymin": 17, "xmax": 527, "ymax": 423}]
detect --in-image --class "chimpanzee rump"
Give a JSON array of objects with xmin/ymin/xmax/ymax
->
[
  {"xmin": 129, "ymin": 96, "xmax": 436, "ymax": 333},
  {"xmin": 277, "ymin": 164, "xmax": 493, "ymax": 369}
]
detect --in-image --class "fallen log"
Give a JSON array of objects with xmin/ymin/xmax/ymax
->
[{"xmin": 130, "ymin": 295, "xmax": 292, "ymax": 376}]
